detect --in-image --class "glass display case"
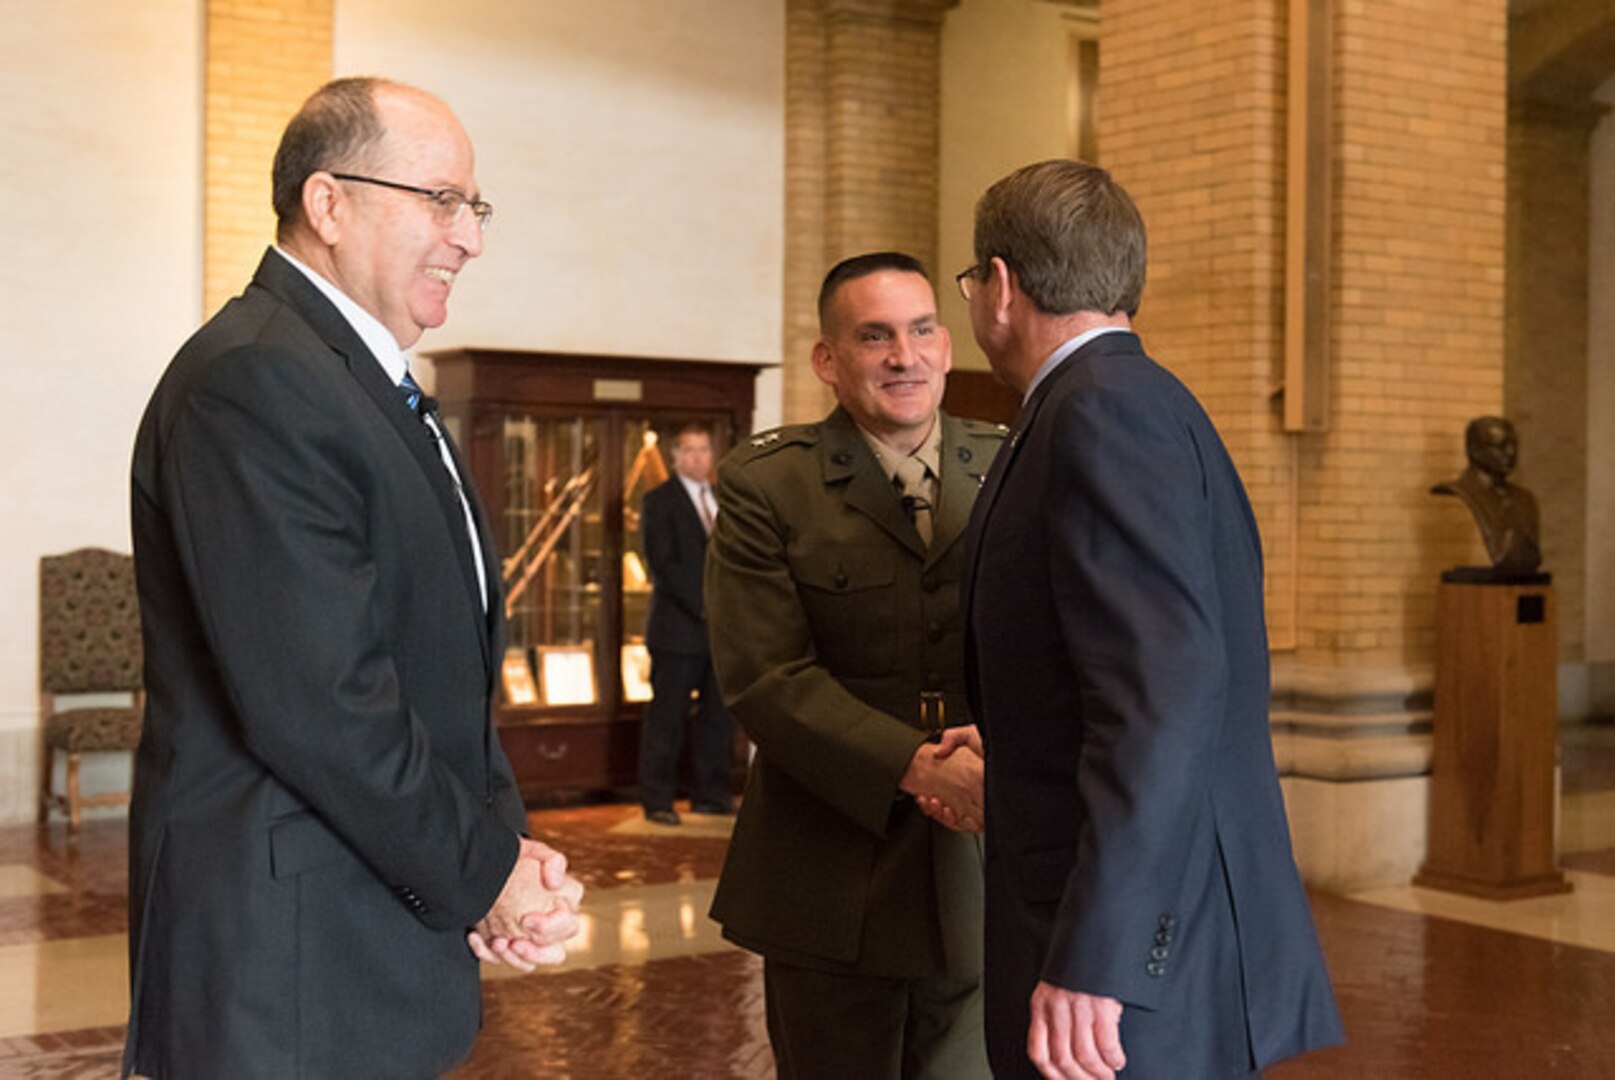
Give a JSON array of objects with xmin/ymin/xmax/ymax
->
[{"xmin": 427, "ymin": 348, "xmax": 763, "ymax": 800}]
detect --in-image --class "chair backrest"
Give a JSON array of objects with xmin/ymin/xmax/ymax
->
[{"xmin": 39, "ymin": 548, "xmax": 143, "ymax": 695}]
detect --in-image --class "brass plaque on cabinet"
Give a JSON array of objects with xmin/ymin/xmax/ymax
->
[{"xmin": 593, "ymin": 378, "xmax": 643, "ymax": 402}]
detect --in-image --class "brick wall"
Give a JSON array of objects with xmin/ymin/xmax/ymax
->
[
  {"xmin": 782, "ymin": 0, "xmax": 957, "ymax": 423},
  {"xmin": 204, "ymin": 0, "xmax": 333, "ymax": 317},
  {"xmin": 1507, "ymin": 102, "xmax": 1598, "ymax": 664},
  {"xmin": 1103, "ymin": 0, "xmax": 1507, "ymax": 674}
]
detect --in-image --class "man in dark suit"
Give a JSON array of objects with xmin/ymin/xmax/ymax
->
[
  {"xmin": 125, "ymin": 77, "xmax": 582, "ymax": 1079},
  {"xmin": 952, "ymin": 160, "xmax": 1343, "ymax": 1079},
  {"xmin": 705, "ymin": 252, "xmax": 1003, "ymax": 1078},
  {"xmin": 638, "ymin": 423, "xmax": 733, "ymax": 824}
]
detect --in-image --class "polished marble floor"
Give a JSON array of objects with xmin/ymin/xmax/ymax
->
[{"xmin": 2, "ymin": 733, "xmax": 1614, "ymax": 1078}]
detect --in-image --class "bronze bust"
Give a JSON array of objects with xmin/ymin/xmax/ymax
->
[{"xmin": 1431, "ymin": 415, "xmax": 1542, "ymax": 576}]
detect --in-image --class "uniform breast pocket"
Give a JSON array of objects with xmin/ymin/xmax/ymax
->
[{"xmin": 793, "ymin": 545, "xmax": 900, "ymax": 678}]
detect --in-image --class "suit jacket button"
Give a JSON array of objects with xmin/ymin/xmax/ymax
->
[
  {"xmin": 1155, "ymin": 930, "xmax": 1171, "ymax": 946},
  {"xmin": 1150, "ymin": 945, "xmax": 1168, "ymax": 961},
  {"xmin": 1158, "ymin": 913, "xmax": 1175, "ymax": 930},
  {"xmin": 1146, "ymin": 961, "xmax": 1165, "ymax": 977}
]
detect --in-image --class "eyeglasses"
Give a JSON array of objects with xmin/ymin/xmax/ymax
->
[
  {"xmin": 330, "ymin": 172, "xmax": 494, "ymax": 231},
  {"xmin": 955, "ymin": 264, "xmax": 981, "ymax": 301}
]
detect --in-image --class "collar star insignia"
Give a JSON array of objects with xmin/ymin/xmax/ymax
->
[{"xmin": 751, "ymin": 431, "xmax": 781, "ymax": 448}]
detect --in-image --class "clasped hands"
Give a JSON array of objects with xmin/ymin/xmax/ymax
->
[
  {"xmin": 903, "ymin": 724, "xmax": 985, "ymax": 833},
  {"xmin": 467, "ymin": 837, "xmax": 585, "ymax": 972}
]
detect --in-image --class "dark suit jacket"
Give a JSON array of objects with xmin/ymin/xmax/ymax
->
[
  {"xmin": 642, "ymin": 477, "xmax": 711, "ymax": 655},
  {"xmin": 706, "ymin": 408, "xmax": 1002, "ymax": 978},
  {"xmin": 125, "ymin": 250, "xmax": 528, "ymax": 1079},
  {"xmin": 963, "ymin": 333, "xmax": 1343, "ymax": 1077}
]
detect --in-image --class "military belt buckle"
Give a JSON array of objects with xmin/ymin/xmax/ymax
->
[{"xmin": 919, "ymin": 691, "xmax": 945, "ymax": 739}]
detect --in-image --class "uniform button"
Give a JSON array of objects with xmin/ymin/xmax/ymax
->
[
  {"xmin": 834, "ymin": 572, "xmax": 849, "ymax": 589},
  {"xmin": 832, "ymin": 451, "xmax": 852, "ymax": 466},
  {"xmin": 925, "ymin": 671, "xmax": 940, "ymax": 686},
  {"xmin": 1146, "ymin": 961, "xmax": 1165, "ymax": 977},
  {"xmin": 957, "ymin": 446, "xmax": 973, "ymax": 463},
  {"xmin": 926, "ymin": 621, "xmax": 943, "ymax": 643},
  {"xmin": 1150, "ymin": 945, "xmax": 1168, "ymax": 961}
]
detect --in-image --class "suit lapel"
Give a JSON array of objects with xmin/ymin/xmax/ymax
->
[
  {"xmin": 252, "ymin": 251, "xmax": 494, "ymax": 670},
  {"xmin": 820, "ymin": 409, "xmax": 926, "ymax": 558}
]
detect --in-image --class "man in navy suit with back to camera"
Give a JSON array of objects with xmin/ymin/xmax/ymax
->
[
  {"xmin": 950, "ymin": 159, "xmax": 1344, "ymax": 1078},
  {"xmin": 639, "ymin": 423, "xmax": 734, "ymax": 825},
  {"xmin": 125, "ymin": 77, "xmax": 583, "ymax": 1079}
]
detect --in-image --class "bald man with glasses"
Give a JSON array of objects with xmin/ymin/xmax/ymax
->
[{"xmin": 125, "ymin": 77, "xmax": 581, "ymax": 1079}]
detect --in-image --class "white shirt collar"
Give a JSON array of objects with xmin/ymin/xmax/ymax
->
[
  {"xmin": 677, "ymin": 470, "xmax": 710, "ymax": 504},
  {"xmin": 274, "ymin": 246, "xmax": 412, "ymax": 385},
  {"xmin": 1023, "ymin": 325, "xmax": 1130, "ymax": 402}
]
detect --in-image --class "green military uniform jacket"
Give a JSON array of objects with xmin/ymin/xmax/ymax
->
[{"xmin": 706, "ymin": 406, "xmax": 1005, "ymax": 978}]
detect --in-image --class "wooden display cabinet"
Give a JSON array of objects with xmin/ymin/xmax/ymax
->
[{"xmin": 426, "ymin": 348, "xmax": 764, "ymax": 802}]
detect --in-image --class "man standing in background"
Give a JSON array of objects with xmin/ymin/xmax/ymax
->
[
  {"xmin": 126, "ymin": 77, "xmax": 581, "ymax": 1079},
  {"xmin": 705, "ymin": 252, "xmax": 1002, "ymax": 1078},
  {"xmin": 958, "ymin": 159, "xmax": 1342, "ymax": 1079},
  {"xmin": 639, "ymin": 423, "xmax": 734, "ymax": 825}
]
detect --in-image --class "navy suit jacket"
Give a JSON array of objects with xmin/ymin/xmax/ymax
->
[
  {"xmin": 642, "ymin": 476, "xmax": 712, "ymax": 656},
  {"xmin": 963, "ymin": 332, "xmax": 1342, "ymax": 1077},
  {"xmin": 125, "ymin": 249, "xmax": 527, "ymax": 1078}
]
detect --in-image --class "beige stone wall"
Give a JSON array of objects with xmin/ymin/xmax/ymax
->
[
  {"xmin": 1505, "ymin": 106, "xmax": 1596, "ymax": 668},
  {"xmin": 0, "ymin": 0, "xmax": 203, "ymax": 820},
  {"xmin": 1104, "ymin": 0, "xmax": 1506, "ymax": 676},
  {"xmin": 783, "ymin": 0, "xmax": 957, "ymax": 422},
  {"xmin": 204, "ymin": 0, "xmax": 333, "ymax": 317},
  {"xmin": 1316, "ymin": 0, "xmax": 1507, "ymax": 667},
  {"xmin": 1101, "ymin": 0, "xmax": 1297, "ymax": 647}
]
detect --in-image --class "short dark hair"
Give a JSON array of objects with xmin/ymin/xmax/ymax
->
[
  {"xmin": 674, "ymin": 422, "xmax": 711, "ymax": 447},
  {"xmin": 817, "ymin": 251, "xmax": 931, "ymax": 333},
  {"xmin": 271, "ymin": 77, "xmax": 392, "ymax": 240},
  {"xmin": 973, "ymin": 159, "xmax": 1147, "ymax": 317}
]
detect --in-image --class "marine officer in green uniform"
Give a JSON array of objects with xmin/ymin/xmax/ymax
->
[{"xmin": 705, "ymin": 252, "xmax": 1004, "ymax": 1078}]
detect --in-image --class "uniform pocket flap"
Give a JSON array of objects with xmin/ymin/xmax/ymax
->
[{"xmin": 793, "ymin": 548, "xmax": 896, "ymax": 593}]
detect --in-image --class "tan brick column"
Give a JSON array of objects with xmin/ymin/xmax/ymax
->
[
  {"xmin": 1103, "ymin": 0, "xmax": 1508, "ymax": 889},
  {"xmin": 783, "ymin": 0, "xmax": 958, "ymax": 422},
  {"xmin": 204, "ymin": 1, "xmax": 333, "ymax": 316}
]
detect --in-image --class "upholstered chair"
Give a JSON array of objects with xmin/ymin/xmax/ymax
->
[{"xmin": 38, "ymin": 548, "xmax": 144, "ymax": 832}]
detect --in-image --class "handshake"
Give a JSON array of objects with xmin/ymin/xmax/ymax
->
[
  {"xmin": 467, "ymin": 837, "xmax": 585, "ymax": 972},
  {"xmin": 902, "ymin": 725, "xmax": 986, "ymax": 834}
]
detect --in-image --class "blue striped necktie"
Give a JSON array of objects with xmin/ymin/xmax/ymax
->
[{"xmin": 399, "ymin": 370, "xmax": 426, "ymax": 415}]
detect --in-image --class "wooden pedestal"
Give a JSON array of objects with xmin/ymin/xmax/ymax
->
[{"xmin": 1415, "ymin": 580, "xmax": 1570, "ymax": 899}]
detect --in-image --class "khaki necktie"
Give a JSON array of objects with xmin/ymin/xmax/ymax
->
[{"xmin": 893, "ymin": 455, "xmax": 933, "ymax": 545}]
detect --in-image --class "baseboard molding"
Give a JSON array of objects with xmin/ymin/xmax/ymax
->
[{"xmin": 0, "ymin": 726, "xmax": 131, "ymax": 826}]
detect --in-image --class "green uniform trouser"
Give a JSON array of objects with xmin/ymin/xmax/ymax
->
[{"xmin": 763, "ymin": 959, "xmax": 988, "ymax": 1080}]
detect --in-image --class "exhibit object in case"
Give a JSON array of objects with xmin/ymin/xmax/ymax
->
[{"xmin": 427, "ymin": 348, "xmax": 763, "ymax": 799}]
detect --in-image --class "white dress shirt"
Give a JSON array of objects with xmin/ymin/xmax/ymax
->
[{"xmin": 274, "ymin": 247, "xmax": 489, "ymax": 610}]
